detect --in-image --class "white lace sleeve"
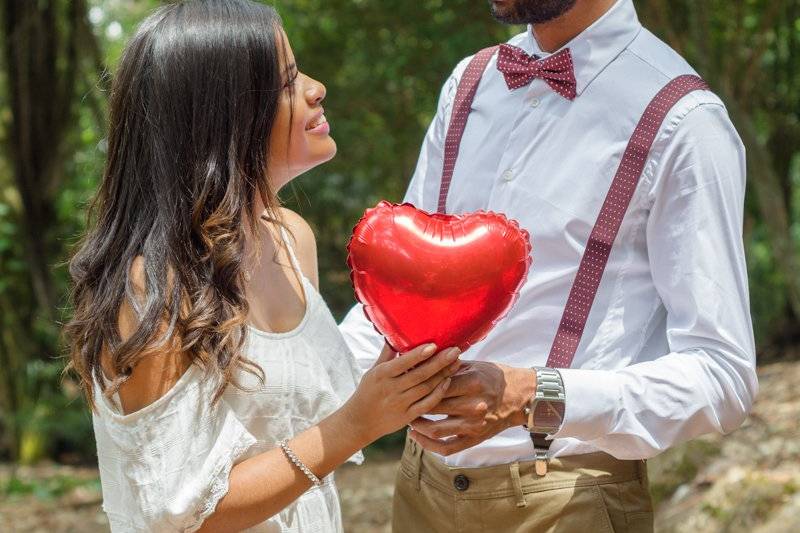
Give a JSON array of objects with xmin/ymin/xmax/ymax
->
[{"xmin": 95, "ymin": 365, "xmax": 257, "ymax": 532}]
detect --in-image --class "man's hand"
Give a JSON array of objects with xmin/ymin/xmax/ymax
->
[{"xmin": 408, "ymin": 361, "xmax": 537, "ymax": 456}]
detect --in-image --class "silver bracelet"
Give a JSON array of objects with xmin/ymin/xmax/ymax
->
[{"xmin": 277, "ymin": 439, "xmax": 323, "ymax": 487}]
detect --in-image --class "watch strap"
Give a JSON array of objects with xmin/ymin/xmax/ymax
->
[{"xmin": 530, "ymin": 432, "xmax": 551, "ymax": 476}]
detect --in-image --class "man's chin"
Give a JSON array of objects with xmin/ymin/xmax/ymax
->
[
  {"xmin": 489, "ymin": 0, "xmax": 579, "ymax": 25},
  {"xmin": 489, "ymin": 0, "xmax": 520, "ymax": 25}
]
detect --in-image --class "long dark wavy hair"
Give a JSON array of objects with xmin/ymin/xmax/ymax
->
[{"xmin": 65, "ymin": 0, "xmax": 294, "ymax": 409}]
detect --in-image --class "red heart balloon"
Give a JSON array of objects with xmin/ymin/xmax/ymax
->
[{"xmin": 347, "ymin": 201, "xmax": 532, "ymax": 353}]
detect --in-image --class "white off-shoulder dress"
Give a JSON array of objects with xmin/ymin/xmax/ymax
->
[{"xmin": 91, "ymin": 228, "xmax": 364, "ymax": 532}]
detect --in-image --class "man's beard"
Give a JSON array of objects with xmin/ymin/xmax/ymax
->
[{"xmin": 489, "ymin": 0, "xmax": 578, "ymax": 25}]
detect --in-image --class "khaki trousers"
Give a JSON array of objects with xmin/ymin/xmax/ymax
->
[{"xmin": 393, "ymin": 437, "xmax": 654, "ymax": 533}]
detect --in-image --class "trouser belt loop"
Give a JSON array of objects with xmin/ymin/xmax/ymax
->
[
  {"xmin": 409, "ymin": 435, "xmax": 423, "ymax": 491},
  {"xmin": 509, "ymin": 462, "xmax": 528, "ymax": 508},
  {"xmin": 638, "ymin": 459, "xmax": 648, "ymax": 488}
]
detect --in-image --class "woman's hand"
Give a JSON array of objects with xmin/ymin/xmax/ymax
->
[{"xmin": 342, "ymin": 343, "xmax": 461, "ymax": 445}]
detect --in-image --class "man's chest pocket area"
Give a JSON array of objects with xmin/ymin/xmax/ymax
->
[{"xmin": 514, "ymin": 151, "xmax": 624, "ymax": 225}]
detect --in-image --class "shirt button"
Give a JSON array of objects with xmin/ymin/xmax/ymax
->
[
  {"xmin": 501, "ymin": 169, "xmax": 514, "ymax": 182},
  {"xmin": 530, "ymin": 97, "xmax": 540, "ymax": 108},
  {"xmin": 453, "ymin": 474, "xmax": 470, "ymax": 491}
]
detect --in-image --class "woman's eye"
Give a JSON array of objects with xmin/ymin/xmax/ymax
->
[{"xmin": 283, "ymin": 69, "xmax": 299, "ymax": 90}]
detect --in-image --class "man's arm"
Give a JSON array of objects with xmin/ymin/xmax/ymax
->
[
  {"xmin": 411, "ymin": 102, "xmax": 758, "ymax": 459},
  {"xmin": 339, "ymin": 63, "xmax": 463, "ymax": 370},
  {"xmin": 552, "ymin": 102, "xmax": 757, "ymax": 457}
]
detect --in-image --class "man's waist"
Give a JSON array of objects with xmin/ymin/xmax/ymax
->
[
  {"xmin": 401, "ymin": 436, "xmax": 646, "ymax": 497},
  {"xmin": 424, "ymin": 425, "xmax": 605, "ymax": 468}
]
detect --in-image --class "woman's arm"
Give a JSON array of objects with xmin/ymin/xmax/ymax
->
[
  {"xmin": 199, "ymin": 341, "xmax": 457, "ymax": 531},
  {"xmin": 110, "ymin": 336, "xmax": 457, "ymax": 533},
  {"xmin": 198, "ymin": 405, "xmax": 366, "ymax": 532}
]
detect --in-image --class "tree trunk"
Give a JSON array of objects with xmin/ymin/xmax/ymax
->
[
  {"xmin": 0, "ymin": 0, "xmax": 98, "ymax": 461},
  {"xmin": 1, "ymin": 0, "xmax": 91, "ymax": 320}
]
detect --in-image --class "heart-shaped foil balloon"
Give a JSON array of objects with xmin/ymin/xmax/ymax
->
[{"xmin": 347, "ymin": 201, "xmax": 532, "ymax": 353}]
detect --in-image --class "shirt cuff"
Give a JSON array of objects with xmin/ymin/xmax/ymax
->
[{"xmin": 552, "ymin": 368, "xmax": 622, "ymax": 441}]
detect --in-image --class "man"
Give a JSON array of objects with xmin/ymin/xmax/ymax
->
[{"xmin": 340, "ymin": 0, "xmax": 758, "ymax": 531}]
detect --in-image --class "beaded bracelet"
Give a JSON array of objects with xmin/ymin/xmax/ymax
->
[{"xmin": 277, "ymin": 439, "xmax": 323, "ymax": 487}]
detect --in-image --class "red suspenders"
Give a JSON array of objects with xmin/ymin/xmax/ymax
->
[
  {"xmin": 437, "ymin": 45, "xmax": 500, "ymax": 214},
  {"xmin": 437, "ymin": 45, "xmax": 709, "ymax": 371},
  {"xmin": 545, "ymin": 74, "xmax": 709, "ymax": 368}
]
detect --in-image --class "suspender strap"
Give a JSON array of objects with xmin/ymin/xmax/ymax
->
[
  {"xmin": 437, "ymin": 45, "xmax": 499, "ymax": 214},
  {"xmin": 546, "ymin": 74, "xmax": 709, "ymax": 368}
]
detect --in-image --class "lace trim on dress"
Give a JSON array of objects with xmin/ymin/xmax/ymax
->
[{"xmin": 185, "ymin": 430, "xmax": 258, "ymax": 533}]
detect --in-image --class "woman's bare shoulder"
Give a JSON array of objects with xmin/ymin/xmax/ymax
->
[
  {"xmin": 100, "ymin": 256, "xmax": 192, "ymax": 416},
  {"xmin": 277, "ymin": 207, "xmax": 319, "ymax": 289}
]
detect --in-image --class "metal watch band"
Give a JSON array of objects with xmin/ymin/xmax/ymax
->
[{"xmin": 523, "ymin": 367, "xmax": 565, "ymax": 433}]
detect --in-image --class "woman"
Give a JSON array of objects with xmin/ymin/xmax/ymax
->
[{"xmin": 64, "ymin": 1, "xmax": 460, "ymax": 531}]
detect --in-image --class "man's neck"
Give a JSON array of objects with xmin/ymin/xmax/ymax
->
[{"xmin": 532, "ymin": 0, "xmax": 617, "ymax": 52}]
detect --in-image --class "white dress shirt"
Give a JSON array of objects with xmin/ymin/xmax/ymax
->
[{"xmin": 339, "ymin": 0, "xmax": 757, "ymax": 466}]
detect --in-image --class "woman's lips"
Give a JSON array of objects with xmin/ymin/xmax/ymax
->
[{"xmin": 306, "ymin": 113, "xmax": 330, "ymax": 135}]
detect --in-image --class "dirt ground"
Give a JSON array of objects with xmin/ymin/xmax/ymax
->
[{"xmin": 0, "ymin": 454, "xmax": 400, "ymax": 532}]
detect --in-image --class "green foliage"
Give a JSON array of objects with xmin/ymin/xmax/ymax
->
[
  {"xmin": 1, "ymin": 472, "xmax": 100, "ymax": 500},
  {"xmin": 639, "ymin": 0, "xmax": 800, "ymax": 343},
  {"xmin": 364, "ymin": 429, "xmax": 408, "ymax": 459}
]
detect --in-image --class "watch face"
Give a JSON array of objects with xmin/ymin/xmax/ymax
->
[{"xmin": 534, "ymin": 400, "xmax": 565, "ymax": 429}]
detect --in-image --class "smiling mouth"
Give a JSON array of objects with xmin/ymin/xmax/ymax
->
[{"xmin": 306, "ymin": 113, "xmax": 328, "ymax": 131}]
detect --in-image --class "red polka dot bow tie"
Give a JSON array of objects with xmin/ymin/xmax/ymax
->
[{"xmin": 496, "ymin": 44, "xmax": 577, "ymax": 100}]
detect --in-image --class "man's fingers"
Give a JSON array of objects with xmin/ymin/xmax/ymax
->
[
  {"xmin": 424, "ymin": 397, "xmax": 474, "ymax": 416},
  {"xmin": 440, "ymin": 371, "xmax": 480, "ymax": 398},
  {"xmin": 426, "ymin": 395, "xmax": 490, "ymax": 417},
  {"xmin": 409, "ymin": 416, "xmax": 464, "ymax": 440},
  {"xmin": 408, "ymin": 430, "xmax": 481, "ymax": 457},
  {"xmin": 407, "ymin": 376, "xmax": 451, "ymax": 415}
]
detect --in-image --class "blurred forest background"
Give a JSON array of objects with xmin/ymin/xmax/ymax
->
[{"xmin": 0, "ymin": 0, "xmax": 799, "ymax": 531}]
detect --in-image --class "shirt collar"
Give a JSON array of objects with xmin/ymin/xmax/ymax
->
[{"xmin": 525, "ymin": 0, "xmax": 642, "ymax": 96}]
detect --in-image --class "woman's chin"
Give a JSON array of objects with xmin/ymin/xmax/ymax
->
[
  {"xmin": 312, "ymin": 138, "xmax": 338, "ymax": 165},
  {"xmin": 282, "ymin": 142, "xmax": 338, "ymax": 185}
]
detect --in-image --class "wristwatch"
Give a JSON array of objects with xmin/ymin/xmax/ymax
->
[{"xmin": 523, "ymin": 367, "xmax": 565, "ymax": 475}]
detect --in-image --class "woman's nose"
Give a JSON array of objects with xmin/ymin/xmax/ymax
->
[{"xmin": 305, "ymin": 77, "xmax": 326, "ymax": 106}]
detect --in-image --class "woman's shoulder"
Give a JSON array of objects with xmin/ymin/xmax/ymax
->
[
  {"xmin": 277, "ymin": 207, "xmax": 319, "ymax": 289},
  {"xmin": 99, "ymin": 255, "xmax": 194, "ymax": 417},
  {"xmin": 277, "ymin": 207, "xmax": 316, "ymax": 247}
]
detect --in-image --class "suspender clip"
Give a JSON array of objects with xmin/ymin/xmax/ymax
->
[{"xmin": 531, "ymin": 432, "xmax": 551, "ymax": 476}]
